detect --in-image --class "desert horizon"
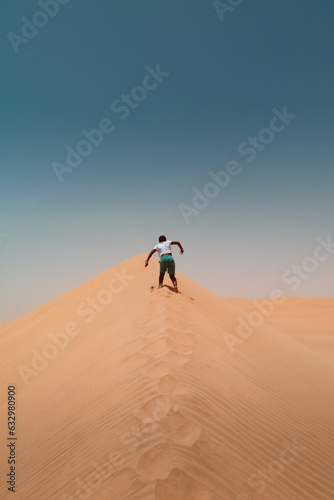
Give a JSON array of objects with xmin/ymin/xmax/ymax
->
[{"xmin": 1, "ymin": 254, "xmax": 333, "ymax": 499}]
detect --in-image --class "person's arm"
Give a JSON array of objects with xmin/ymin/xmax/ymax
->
[
  {"xmin": 145, "ymin": 249, "xmax": 156, "ymax": 267},
  {"xmin": 171, "ymin": 241, "xmax": 184, "ymax": 254}
]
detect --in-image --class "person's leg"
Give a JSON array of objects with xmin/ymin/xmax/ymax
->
[
  {"xmin": 169, "ymin": 274, "xmax": 178, "ymax": 292},
  {"xmin": 159, "ymin": 256, "xmax": 169, "ymax": 288},
  {"xmin": 159, "ymin": 272, "xmax": 165, "ymax": 288},
  {"xmin": 169, "ymin": 274, "xmax": 177, "ymax": 286},
  {"xmin": 167, "ymin": 256, "xmax": 178, "ymax": 292}
]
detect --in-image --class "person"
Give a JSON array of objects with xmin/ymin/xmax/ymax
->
[{"xmin": 145, "ymin": 236, "xmax": 184, "ymax": 292}]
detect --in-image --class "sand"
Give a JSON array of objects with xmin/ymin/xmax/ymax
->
[{"xmin": 1, "ymin": 254, "xmax": 333, "ymax": 499}]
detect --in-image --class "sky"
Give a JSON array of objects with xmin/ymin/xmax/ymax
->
[{"xmin": 1, "ymin": 0, "xmax": 334, "ymax": 323}]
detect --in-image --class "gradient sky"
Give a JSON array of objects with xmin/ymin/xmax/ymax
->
[{"xmin": 1, "ymin": 0, "xmax": 334, "ymax": 323}]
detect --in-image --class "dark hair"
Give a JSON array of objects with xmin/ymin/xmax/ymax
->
[{"xmin": 159, "ymin": 235, "xmax": 167, "ymax": 243}]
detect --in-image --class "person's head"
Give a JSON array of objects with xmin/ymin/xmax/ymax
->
[{"xmin": 159, "ymin": 235, "xmax": 167, "ymax": 243}]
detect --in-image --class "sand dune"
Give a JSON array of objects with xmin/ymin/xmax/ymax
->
[
  {"xmin": 223, "ymin": 296, "xmax": 334, "ymax": 363},
  {"xmin": 1, "ymin": 254, "xmax": 334, "ymax": 499}
]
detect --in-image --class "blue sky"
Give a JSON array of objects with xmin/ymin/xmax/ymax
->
[{"xmin": 1, "ymin": 0, "xmax": 334, "ymax": 322}]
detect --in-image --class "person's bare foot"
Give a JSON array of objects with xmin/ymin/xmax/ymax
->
[{"xmin": 174, "ymin": 286, "xmax": 179, "ymax": 293}]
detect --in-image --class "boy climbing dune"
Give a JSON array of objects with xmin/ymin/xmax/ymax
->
[{"xmin": 145, "ymin": 236, "xmax": 184, "ymax": 293}]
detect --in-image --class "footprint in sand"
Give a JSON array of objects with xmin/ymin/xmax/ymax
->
[
  {"xmin": 143, "ymin": 362, "xmax": 170, "ymax": 379},
  {"xmin": 157, "ymin": 374, "xmax": 189, "ymax": 395},
  {"xmin": 136, "ymin": 443, "xmax": 174, "ymax": 481},
  {"xmin": 165, "ymin": 350, "xmax": 190, "ymax": 366},
  {"xmin": 159, "ymin": 411, "xmax": 202, "ymax": 446},
  {"xmin": 165, "ymin": 328, "xmax": 194, "ymax": 346},
  {"xmin": 140, "ymin": 337, "xmax": 194, "ymax": 356},
  {"xmin": 143, "ymin": 327, "xmax": 167, "ymax": 340},
  {"xmin": 166, "ymin": 338, "xmax": 193, "ymax": 355},
  {"xmin": 155, "ymin": 469, "xmax": 213, "ymax": 499},
  {"xmin": 135, "ymin": 395, "xmax": 172, "ymax": 422},
  {"xmin": 139, "ymin": 338, "xmax": 170, "ymax": 356}
]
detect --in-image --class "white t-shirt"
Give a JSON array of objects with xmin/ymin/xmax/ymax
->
[{"xmin": 154, "ymin": 240, "xmax": 172, "ymax": 258}]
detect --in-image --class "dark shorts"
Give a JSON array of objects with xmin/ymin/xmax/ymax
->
[{"xmin": 159, "ymin": 255, "xmax": 175, "ymax": 275}]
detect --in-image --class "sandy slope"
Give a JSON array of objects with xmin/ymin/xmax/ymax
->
[
  {"xmin": 0, "ymin": 254, "xmax": 333, "ymax": 500},
  {"xmin": 223, "ymin": 297, "xmax": 334, "ymax": 363}
]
